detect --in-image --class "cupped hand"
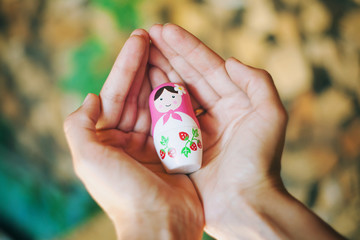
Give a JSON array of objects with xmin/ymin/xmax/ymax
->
[
  {"xmin": 64, "ymin": 29, "xmax": 204, "ymax": 239},
  {"xmin": 149, "ymin": 24, "xmax": 288, "ymax": 237}
]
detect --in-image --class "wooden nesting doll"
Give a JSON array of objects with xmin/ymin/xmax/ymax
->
[{"xmin": 149, "ymin": 83, "xmax": 203, "ymax": 174}]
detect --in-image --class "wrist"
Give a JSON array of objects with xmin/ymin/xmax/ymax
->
[
  {"xmin": 255, "ymin": 188, "xmax": 346, "ymax": 240},
  {"xmin": 204, "ymin": 178, "xmax": 288, "ymax": 239},
  {"xmin": 110, "ymin": 206, "xmax": 204, "ymax": 240},
  {"xmin": 205, "ymin": 177, "xmax": 345, "ymax": 240}
]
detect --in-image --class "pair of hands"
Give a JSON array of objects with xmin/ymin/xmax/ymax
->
[{"xmin": 64, "ymin": 24, "xmax": 288, "ymax": 239}]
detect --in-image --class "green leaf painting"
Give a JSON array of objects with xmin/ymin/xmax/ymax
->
[{"xmin": 181, "ymin": 146, "xmax": 191, "ymax": 158}]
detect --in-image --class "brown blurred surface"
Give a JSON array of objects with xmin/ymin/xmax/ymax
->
[{"xmin": 0, "ymin": 0, "xmax": 359, "ymax": 239}]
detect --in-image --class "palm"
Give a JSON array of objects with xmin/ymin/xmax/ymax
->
[
  {"xmin": 192, "ymin": 92, "xmax": 281, "ymax": 199},
  {"xmin": 149, "ymin": 24, "xmax": 287, "ymax": 229},
  {"xmin": 74, "ymin": 29, "xmax": 203, "ymax": 222},
  {"xmin": 96, "ymin": 121, "xmax": 197, "ymax": 192}
]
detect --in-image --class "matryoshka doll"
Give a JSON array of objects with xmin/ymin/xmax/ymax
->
[{"xmin": 149, "ymin": 83, "xmax": 203, "ymax": 174}]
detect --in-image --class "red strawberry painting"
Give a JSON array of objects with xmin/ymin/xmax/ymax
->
[
  {"xmin": 159, "ymin": 149, "xmax": 166, "ymax": 159},
  {"xmin": 190, "ymin": 142, "xmax": 197, "ymax": 151},
  {"xmin": 168, "ymin": 148, "xmax": 176, "ymax": 158},
  {"xmin": 197, "ymin": 140, "xmax": 202, "ymax": 149},
  {"xmin": 179, "ymin": 132, "xmax": 189, "ymax": 141},
  {"xmin": 180, "ymin": 128, "xmax": 201, "ymax": 158}
]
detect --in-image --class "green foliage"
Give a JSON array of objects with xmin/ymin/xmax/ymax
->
[
  {"xmin": 0, "ymin": 144, "xmax": 99, "ymax": 239},
  {"xmin": 91, "ymin": 0, "xmax": 142, "ymax": 31},
  {"xmin": 61, "ymin": 0, "xmax": 143, "ymax": 97},
  {"xmin": 61, "ymin": 37, "xmax": 110, "ymax": 97},
  {"xmin": 1, "ymin": 0, "xmax": 146, "ymax": 239}
]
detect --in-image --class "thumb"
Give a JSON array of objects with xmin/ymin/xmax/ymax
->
[
  {"xmin": 64, "ymin": 93, "xmax": 101, "ymax": 161},
  {"xmin": 225, "ymin": 57, "xmax": 288, "ymax": 124},
  {"xmin": 225, "ymin": 57, "xmax": 281, "ymax": 109}
]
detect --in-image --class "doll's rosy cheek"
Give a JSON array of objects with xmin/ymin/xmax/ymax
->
[{"xmin": 173, "ymin": 100, "xmax": 177, "ymax": 105}]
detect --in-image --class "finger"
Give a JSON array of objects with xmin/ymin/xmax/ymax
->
[
  {"xmin": 149, "ymin": 66, "xmax": 171, "ymax": 87},
  {"xmin": 118, "ymin": 29, "xmax": 150, "ymax": 131},
  {"xmin": 96, "ymin": 129, "xmax": 159, "ymax": 163},
  {"xmin": 149, "ymin": 45, "xmax": 184, "ymax": 84},
  {"xmin": 133, "ymin": 74, "xmax": 151, "ymax": 134},
  {"xmin": 143, "ymin": 163, "xmax": 166, "ymax": 173},
  {"xmin": 225, "ymin": 58, "xmax": 286, "ymax": 116},
  {"xmin": 160, "ymin": 24, "xmax": 240, "ymax": 97},
  {"xmin": 64, "ymin": 94, "xmax": 102, "ymax": 161},
  {"xmin": 65, "ymin": 95, "xmax": 161, "ymax": 206},
  {"xmin": 149, "ymin": 24, "xmax": 220, "ymax": 110},
  {"xmin": 97, "ymin": 32, "xmax": 147, "ymax": 130}
]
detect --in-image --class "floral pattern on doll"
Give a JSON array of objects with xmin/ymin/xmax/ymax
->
[
  {"xmin": 179, "ymin": 128, "xmax": 202, "ymax": 158},
  {"xmin": 174, "ymin": 84, "xmax": 186, "ymax": 95},
  {"xmin": 159, "ymin": 136, "xmax": 176, "ymax": 159}
]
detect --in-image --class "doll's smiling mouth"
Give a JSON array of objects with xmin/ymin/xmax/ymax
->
[{"xmin": 165, "ymin": 104, "xmax": 171, "ymax": 107}]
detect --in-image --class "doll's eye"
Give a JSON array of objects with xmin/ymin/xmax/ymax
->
[
  {"xmin": 172, "ymin": 96, "xmax": 175, "ymax": 98},
  {"xmin": 160, "ymin": 98, "xmax": 163, "ymax": 101}
]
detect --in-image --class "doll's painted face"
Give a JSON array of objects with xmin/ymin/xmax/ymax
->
[{"xmin": 154, "ymin": 88, "xmax": 182, "ymax": 113}]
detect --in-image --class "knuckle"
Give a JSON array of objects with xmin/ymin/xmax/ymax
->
[
  {"xmin": 246, "ymin": 68, "xmax": 275, "ymax": 90},
  {"xmin": 273, "ymin": 104, "xmax": 288, "ymax": 125},
  {"xmin": 256, "ymin": 69, "xmax": 273, "ymax": 82},
  {"xmin": 63, "ymin": 111, "xmax": 89, "ymax": 135},
  {"xmin": 278, "ymin": 105, "xmax": 289, "ymax": 123},
  {"xmin": 100, "ymin": 89, "xmax": 126, "ymax": 104},
  {"xmin": 63, "ymin": 113, "xmax": 76, "ymax": 134}
]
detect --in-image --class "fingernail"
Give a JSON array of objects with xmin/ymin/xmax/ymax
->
[{"xmin": 130, "ymin": 29, "xmax": 146, "ymax": 37}]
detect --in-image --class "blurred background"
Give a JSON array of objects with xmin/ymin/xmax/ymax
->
[{"xmin": 0, "ymin": 0, "xmax": 359, "ymax": 239}]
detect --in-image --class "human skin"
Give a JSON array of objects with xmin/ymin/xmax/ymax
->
[
  {"xmin": 64, "ymin": 29, "xmax": 204, "ymax": 240},
  {"xmin": 64, "ymin": 24, "xmax": 346, "ymax": 240},
  {"xmin": 148, "ymin": 23, "xmax": 346, "ymax": 240}
]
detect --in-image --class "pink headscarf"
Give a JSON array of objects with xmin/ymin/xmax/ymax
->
[{"xmin": 149, "ymin": 83, "xmax": 199, "ymax": 135}]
